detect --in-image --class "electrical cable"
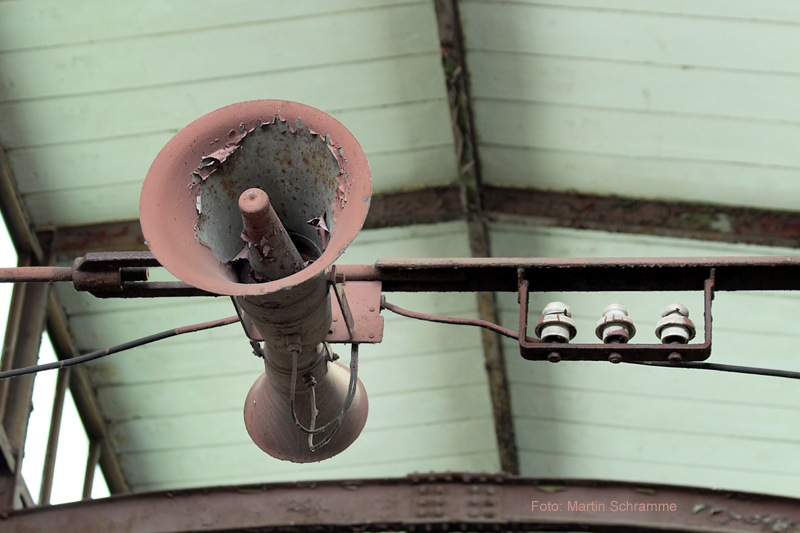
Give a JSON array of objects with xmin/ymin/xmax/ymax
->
[
  {"xmin": 381, "ymin": 298, "xmax": 800, "ymax": 381},
  {"xmin": 627, "ymin": 361, "xmax": 800, "ymax": 380},
  {"xmin": 0, "ymin": 315, "xmax": 241, "ymax": 381},
  {"xmin": 381, "ymin": 298, "xmax": 521, "ymax": 341},
  {"xmin": 289, "ymin": 343, "xmax": 359, "ymax": 452}
]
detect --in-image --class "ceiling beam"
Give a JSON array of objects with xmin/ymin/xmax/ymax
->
[
  {"xmin": 3, "ymin": 473, "xmax": 800, "ymax": 532},
  {"xmin": 43, "ymin": 185, "xmax": 800, "ymax": 258},
  {"xmin": 44, "ymin": 186, "xmax": 466, "ymax": 257},
  {"xmin": 435, "ymin": 0, "xmax": 519, "ymax": 475},
  {"xmin": 483, "ymin": 186, "xmax": 800, "ymax": 249}
]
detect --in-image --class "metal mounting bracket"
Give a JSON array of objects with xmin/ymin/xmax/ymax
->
[{"xmin": 517, "ymin": 268, "xmax": 715, "ymax": 363}]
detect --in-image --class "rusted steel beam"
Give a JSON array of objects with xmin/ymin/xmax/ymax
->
[
  {"xmin": 364, "ymin": 186, "xmax": 464, "ymax": 229},
  {"xmin": 38, "ymin": 186, "xmax": 800, "ymax": 259},
  {"xmin": 82, "ymin": 440, "xmax": 101, "ymax": 500},
  {"xmin": 0, "ymin": 148, "xmax": 43, "ymax": 261},
  {"xmin": 45, "ymin": 292, "xmax": 129, "ymax": 495},
  {"xmin": 38, "ymin": 367, "xmax": 70, "ymax": 506},
  {"xmin": 367, "ymin": 256, "xmax": 800, "ymax": 293},
  {"xmin": 0, "ymin": 150, "xmax": 129, "ymax": 497},
  {"xmin": 43, "ymin": 187, "xmax": 465, "ymax": 258},
  {"xmin": 483, "ymin": 186, "xmax": 800, "ymax": 249},
  {"xmin": 0, "ymin": 271, "xmax": 49, "ymax": 510},
  {"xmin": 10, "ymin": 254, "xmax": 800, "ymax": 295},
  {"xmin": 436, "ymin": 0, "xmax": 518, "ymax": 475},
  {"xmin": 3, "ymin": 473, "xmax": 800, "ymax": 532}
]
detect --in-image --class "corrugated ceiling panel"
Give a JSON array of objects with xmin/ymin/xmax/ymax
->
[
  {"xmin": 0, "ymin": 0, "xmax": 458, "ymax": 228},
  {"xmin": 57, "ymin": 222, "xmax": 499, "ymax": 491},
  {"xmin": 461, "ymin": 0, "xmax": 800, "ymax": 210},
  {"xmin": 491, "ymin": 224, "xmax": 800, "ymax": 497}
]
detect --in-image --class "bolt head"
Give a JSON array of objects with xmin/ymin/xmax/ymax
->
[
  {"xmin": 547, "ymin": 351, "xmax": 561, "ymax": 363},
  {"xmin": 608, "ymin": 352, "xmax": 623, "ymax": 364},
  {"xmin": 667, "ymin": 352, "xmax": 683, "ymax": 364}
]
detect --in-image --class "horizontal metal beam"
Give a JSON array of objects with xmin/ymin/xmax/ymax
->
[
  {"xmin": 369, "ymin": 256, "xmax": 800, "ymax": 293},
  {"xmin": 42, "ymin": 186, "xmax": 800, "ymax": 260},
  {"xmin": 483, "ymin": 186, "xmax": 800, "ymax": 249},
  {"xmin": 2, "ymin": 473, "xmax": 799, "ymax": 532},
  {"xmin": 5, "ymin": 255, "xmax": 800, "ymax": 296}
]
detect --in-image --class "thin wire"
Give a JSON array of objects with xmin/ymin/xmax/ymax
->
[
  {"xmin": 289, "ymin": 343, "xmax": 359, "ymax": 452},
  {"xmin": 381, "ymin": 298, "xmax": 520, "ymax": 340},
  {"xmin": 628, "ymin": 361, "xmax": 800, "ymax": 380},
  {"xmin": 0, "ymin": 315, "xmax": 241, "ymax": 381}
]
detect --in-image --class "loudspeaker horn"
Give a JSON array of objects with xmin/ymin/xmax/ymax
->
[{"xmin": 140, "ymin": 100, "xmax": 370, "ymax": 462}]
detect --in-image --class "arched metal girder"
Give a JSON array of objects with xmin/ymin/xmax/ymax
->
[{"xmin": 2, "ymin": 473, "xmax": 799, "ymax": 532}]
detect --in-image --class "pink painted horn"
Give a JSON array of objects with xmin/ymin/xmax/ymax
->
[{"xmin": 140, "ymin": 100, "xmax": 370, "ymax": 462}]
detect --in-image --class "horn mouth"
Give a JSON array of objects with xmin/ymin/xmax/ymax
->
[{"xmin": 139, "ymin": 100, "xmax": 371, "ymax": 297}]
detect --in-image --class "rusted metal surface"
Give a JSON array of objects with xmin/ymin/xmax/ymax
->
[
  {"xmin": 0, "ymin": 147, "xmax": 44, "ymax": 261},
  {"xmin": 3, "ymin": 473, "xmax": 800, "ymax": 532},
  {"xmin": 365, "ymin": 186, "xmax": 464, "ymax": 229},
  {"xmin": 366, "ymin": 256, "xmax": 800, "ymax": 293},
  {"xmin": 327, "ymin": 280, "xmax": 384, "ymax": 343},
  {"xmin": 39, "ymin": 184, "xmax": 800, "ymax": 260},
  {"xmin": 41, "ymin": 187, "xmax": 462, "ymax": 260},
  {"xmin": 45, "ymin": 292, "xmax": 129, "ymax": 495},
  {"xmin": 8, "ymin": 254, "xmax": 800, "ymax": 295},
  {"xmin": 0, "ymin": 269, "xmax": 50, "ymax": 510},
  {"xmin": 140, "ymin": 100, "xmax": 370, "ymax": 299},
  {"xmin": 483, "ymin": 186, "xmax": 800, "ymax": 249},
  {"xmin": 82, "ymin": 440, "xmax": 101, "ymax": 500},
  {"xmin": 38, "ymin": 367, "xmax": 70, "ymax": 506},
  {"xmin": 238, "ymin": 188, "xmax": 304, "ymax": 281},
  {"xmin": 140, "ymin": 100, "xmax": 371, "ymax": 463},
  {"xmin": 437, "ymin": 0, "xmax": 519, "ymax": 475},
  {"xmin": 44, "ymin": 221, "xmax": 148, "ymax": 256},
  {"xmin": 0, "ymin": 155, "xmax": 130, "ymax": 499},
  {"xmin": 0, "ymin": 266, "xmax": 72, "ymax": 283}
]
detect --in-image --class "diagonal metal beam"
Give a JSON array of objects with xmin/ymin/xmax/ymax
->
[
  {"xmin": 435, "ymin": 0, "xmax": 519, "ymax": 475},
  {"xmin": 0, "ymin": 145, "xmax": 128, "ymax": 499}
]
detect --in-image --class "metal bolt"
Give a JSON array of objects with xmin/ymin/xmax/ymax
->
[
  {"xmin": 535, "ymin": 302, "xmax": 577, "ymax": 343},
  {"xmin": 668, "ymin": 352, "xmax": 683, "ymax": 364},
  {"xmin": 369, "ymin": 333, "xmax": 375, "ymax": 339},
  {"xmin": 595, "ymin": 303, "xmax": 636, "ymax": 343},
  {"xmin": 608, "ymin": 352, "xmax": 622, "ymax": 364},
  {"xmin": 547, "ymin": 351, "xmax": 561, "ymax": 363},
  {"xmin": 369, "ymin": 306, "xmax": 376, "ymax": 312},
  {"xmin": 332, "ymin": 317, "xmax": 338, "ymax": 322},
  {"xmin": 655, "ymin": 304, "xmax": 696, "ymax": 344}
]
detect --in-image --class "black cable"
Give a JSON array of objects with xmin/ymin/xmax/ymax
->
[
  {"xmin": 0, "ymin": 315, "xmax": 240, "ymax": 380},
  {"xmin": 627, "ymin": 361, "xmax": 800, "ymax": 380},
  {"xmin": 381, "ymin": 298, "xmax": 521, "ymax": 341}
]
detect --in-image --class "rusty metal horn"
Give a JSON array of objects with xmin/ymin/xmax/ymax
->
[{"xmin": 140, "ymin": 100, "xmax": 370, "ymax": 462}]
